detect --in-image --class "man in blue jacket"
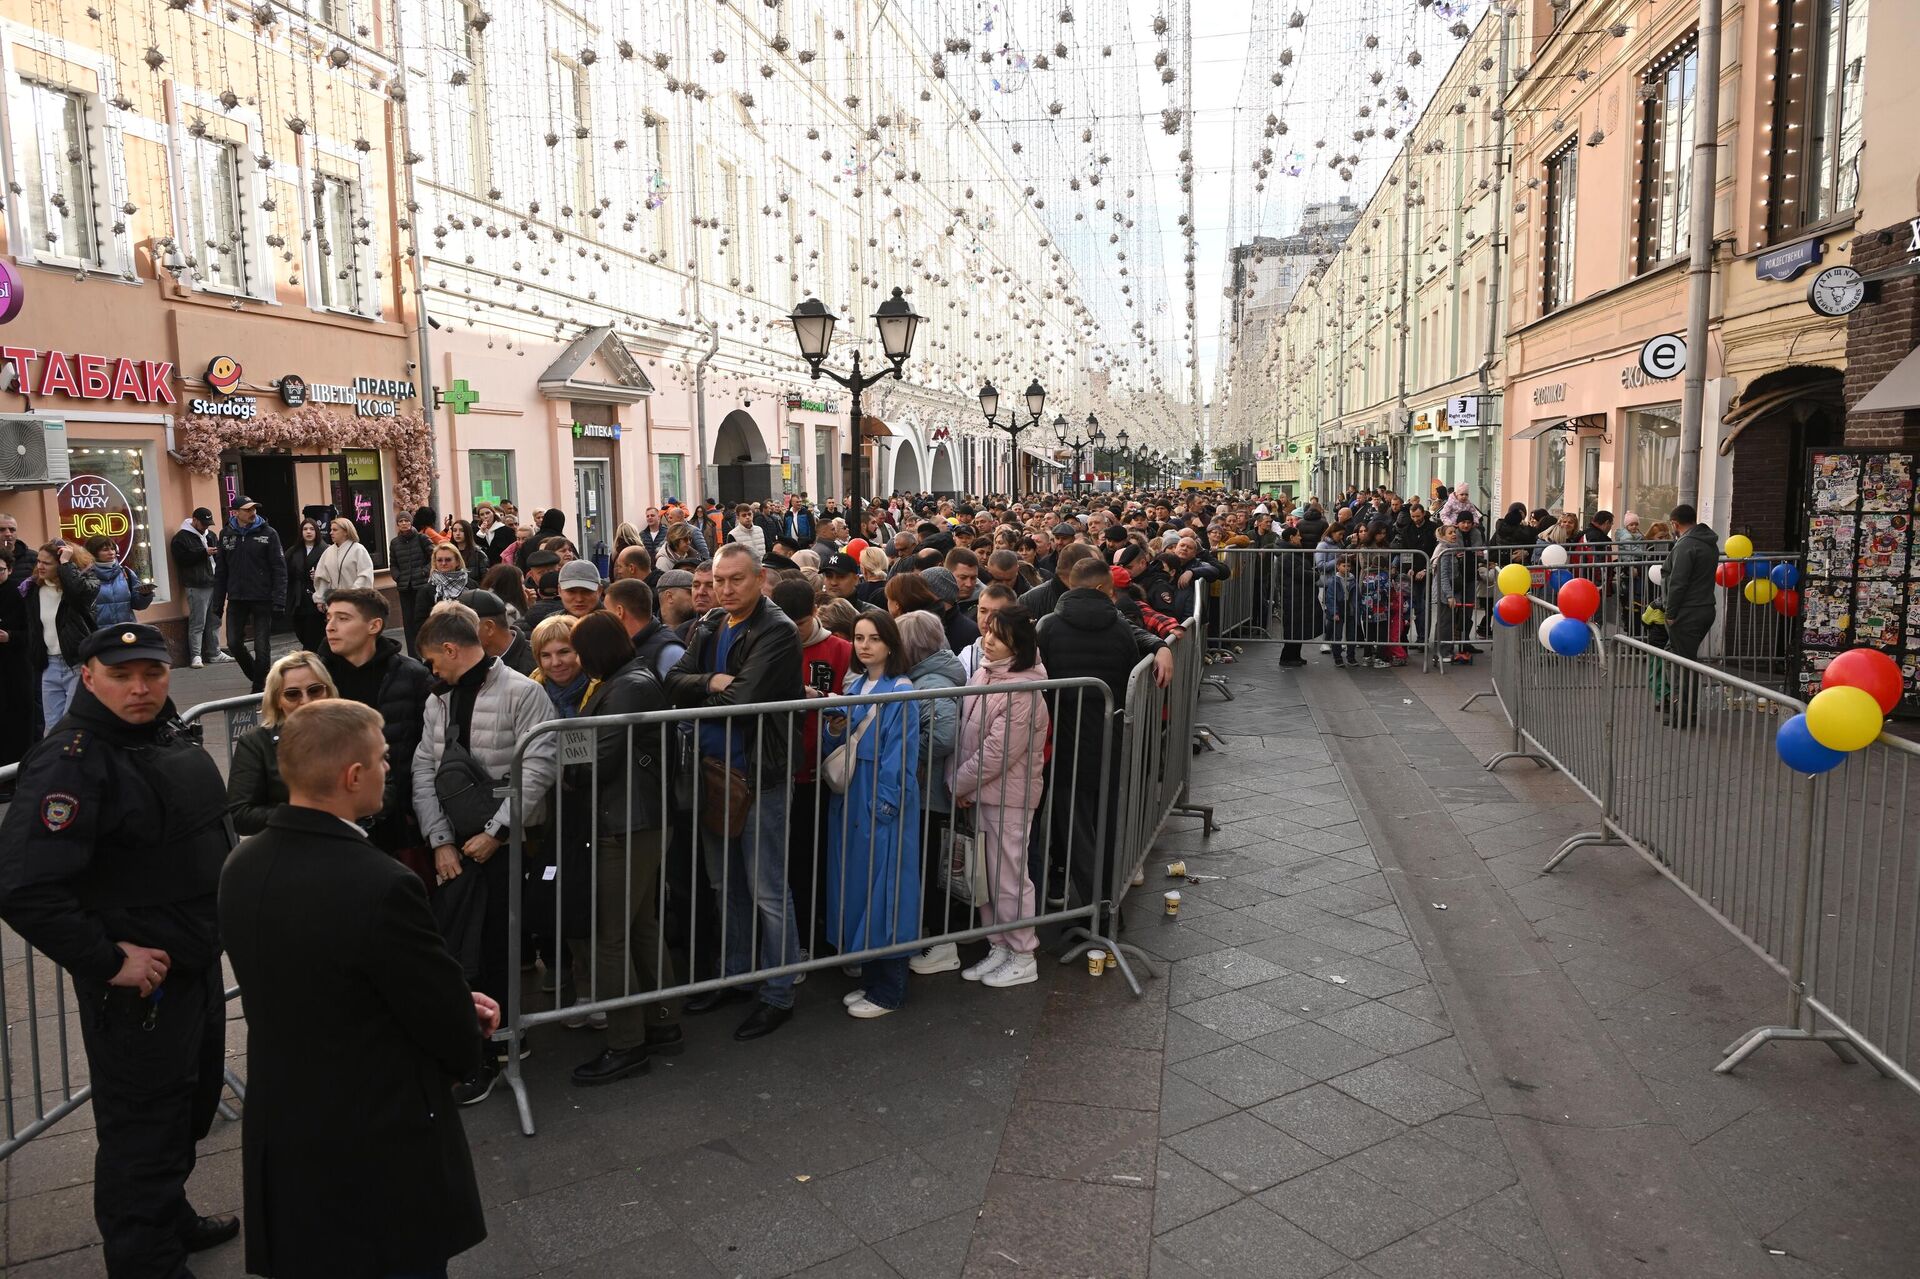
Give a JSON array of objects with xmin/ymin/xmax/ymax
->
[{"xmin": 212, "ymin": 496, "xmax": 286, "ymax": 693}]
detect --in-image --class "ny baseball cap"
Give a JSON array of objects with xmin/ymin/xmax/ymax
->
[{"xmin": 822, "ymin": 553, "xmax": 861, "ymax": 577}]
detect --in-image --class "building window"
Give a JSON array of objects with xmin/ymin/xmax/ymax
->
[
  {"xmin": 1770, "ymin": 0, "xmax": 1868, "ymax": 235},
  {"xmin": 1536, "ymin": 430, "xmax": 1568, "ymax": 514},
  {"xmin": 1625, "ymin": 405, "xmax": 1682, "ymax": 519},
  {"xmin": 61, "ymin": 443, "xmax": 158, "ymax": 589},
  {"xmin": 1541, "ymin": 140, "xmax": 1578, "ymax": 314},
  {"xmin": 436, "ymin": 0, "xmax": 487, "ymax": 193},
  {"xmin": 328, "ymin": 449, "xmax": 389, "ymax": 568},
  {"xmin": 1637, "ymin": 37, "xmax": 1698, "ymax": 269},
  {"xmin": 181, "ymin": 134, "xmax": 252, "ymax": 295},
  {"xmin": 469, "ymin": 449, "xmax": 515, "ymax": 511},
  {"xmin": 12, "ymin": 81, "xmax": 103, "ymax": 268},
  {"xmin": 555, "ymin": 58, "xmax": 592, "ymax": 229},
  {"xmin": 657, "ymin": 454, "xmax": 686, "ymax": 506},
  {"xmin": 312, "ymin": 173, "xmax": 367, "ymax": 314}
]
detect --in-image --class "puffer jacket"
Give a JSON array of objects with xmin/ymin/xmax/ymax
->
[
  {"xmin": 909, "ymin": 646, "xmax": 966, "ymax": 814},
  {"xmin": 322, "ymin": 636, "xmax": 433, "ymax": 851},
  {"xmin": 387, "ymin": 529, "xmax": 431, "ymax": 591},
  {"xmin": 412, "ymin": 658, "xmax": 558, "ymax": 849},
  {"xmin": 950, "ymin": 658, "xmax": 1050, "ymax": 810},
  {"xmin": 1662, "ymin": 523, "xmax": 1719, "ymax": 631}
]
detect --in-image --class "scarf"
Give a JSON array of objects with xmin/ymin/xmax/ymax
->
[
  {"xmin": 541, "ymin": 669, "xmax": 593, "ymax": 717},
  {"xmin": 429, "ymin": 568, "xmax": 469, "ymax": 602}
]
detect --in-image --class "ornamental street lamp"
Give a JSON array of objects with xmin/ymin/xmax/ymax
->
[
  {"xmin": 1054, "ymin": 412, "xmax": 1103, "ymax": 497},
  {"xmin": 979, "ymin": 378, "xmax": 1045, "ymax": 499},
  {"xmin": 1114, "ymin": 427, "xmax": 1134, "ymax": 488},
  {"xmin": 790, "ymin": 287, "xmax": 922, "ymax": 538}
]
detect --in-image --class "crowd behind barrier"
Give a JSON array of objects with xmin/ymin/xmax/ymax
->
[{"xmin": 1481, "ymin": 613, "xmax": 1920, "ymax": 1097}]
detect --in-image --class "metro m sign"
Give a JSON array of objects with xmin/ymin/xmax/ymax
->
[{"xmin": 0, "ymin": 347, "xmax": 177, "ymax": 404}]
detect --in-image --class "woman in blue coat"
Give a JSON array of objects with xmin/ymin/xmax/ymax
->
[{"xmin": 825, "ymin": 610, "xmax": 923, "ymax": 1019}]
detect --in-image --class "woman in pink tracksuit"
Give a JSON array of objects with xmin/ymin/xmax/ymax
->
[{"xmin": 948, "ymin": 605, "xmax": 1050, "ymax": 989}]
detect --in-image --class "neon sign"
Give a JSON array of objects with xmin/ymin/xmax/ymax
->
[{"xmin": 57, "ymin": 473, "xmax": 134, "ymax": 561}]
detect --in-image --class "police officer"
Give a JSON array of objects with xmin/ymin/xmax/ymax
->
[{"xmin": 0, "ymin": 623, "xmax": 239, "ymax": 1276}]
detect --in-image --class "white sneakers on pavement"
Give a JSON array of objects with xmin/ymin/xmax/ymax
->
[
  {"xmin": 962, "ymin": 945, "xmax": 1012, "ymax": 981},
  {"xmin": 845, "ymin": 996, "xmax": 895, "ymax": 1019},
  {"xmin": 982, "ymin": 952, "xmax": 1039, "ymax": 988},
  {"xmin": 910, "ymin": 943, "xmax": 961, "ymax": 975},
  {"xmin": 190, "ymin": 657, "xmax": 204, "ymax": 669},
  {"xmin": 842, "ymin": 988, "xmax": 867, "ymax": 1007}
]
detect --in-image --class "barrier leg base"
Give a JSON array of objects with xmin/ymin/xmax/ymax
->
[
  {"xmin": 1541, "ymin": 830, "xmax": 1624, "ymax": 873},
  {"xmin": 1459, "ymin": 689, "xmax": 1497, "ymax": 711},
  {"xmin": 1715, "ymin": 1025, "xmax": 1876, "ymax": 1076},
  {"xmin": 1484, "ymin": 749, "xmax": 1552, "ymax": 772},
  {"xmin": 1173, "ymin": 801, "xmax": 1219, "ymax": 835},
  {"xmin": 504, "ymin": 1031, "xmax": 536, "ymax": 1137},
  {"xmin": 1057, "ymin": 927, "xmax": 1150, "ymax": 997},
  {"xmin": 1193, "ymin": 726, "xmax": 1225, "ymax": 753},
  {"xmin": 1201, "ymin": 674, "xmax": 1234, "ymax": 701}
]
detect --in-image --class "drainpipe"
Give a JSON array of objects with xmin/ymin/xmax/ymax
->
[
  {"xmin": 1678, "ymin": 0, "xmax": 1723, "ymax": 508},
  {"xmin": 1477, "ymin": 4, "xmax": 1513, "ymax": 508},
  {"xmin": 390, "ymin": 11, "xmax": 440, "ymax": 507}
]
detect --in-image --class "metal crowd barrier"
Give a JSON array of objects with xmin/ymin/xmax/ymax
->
[
  {"xmin": 0, "ymin": 693, "xmax": 259, "ymax": 1162},
  {"xmin": 1215, "ymin": 546, "xmax": 1431, "ymax": 667},
  {"xmin": 1478, "ymin": 620, "xmax": 1920, "ymax": 1096},
  {"xmin": 497, "ymin": 677, "xmax": 1123, "ymax": 1137}
]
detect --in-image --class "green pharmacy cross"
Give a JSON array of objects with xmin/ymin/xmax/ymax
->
[{"xmin": 442, "ymin": 379, "xmax": 479, "ymax": 414}]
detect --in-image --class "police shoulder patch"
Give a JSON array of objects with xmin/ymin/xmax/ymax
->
[
  {"xmin": 59, "ymin": 730, "xmax": 90, "ymax": 758},
  {"xmin": 41, "ymin": 792, "xmax": 79, "ymax": 832}
]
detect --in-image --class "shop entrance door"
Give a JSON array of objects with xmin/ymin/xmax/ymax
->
[
  {"xmin": 240, "ymin": 456, "xmax": 300, "ymax": 550},
  {"xmin": 1579, "ymin": 438, "xmax": 1603, "ymax": 525},
  {"xmin": 574, "ymin": 459, "xmax": 611, "ymax": 573}
]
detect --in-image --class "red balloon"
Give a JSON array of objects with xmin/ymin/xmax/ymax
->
[
  {"xmin": 1772, "ymin": 588, "xmax": 1800, "ymax": 617},
  {"xmin": 1495, "ymin": 593, "xmax": 1532, "ymax": 626},
  {"xmin": 1714, "ymin": 561, "xmax": 1745, "ymax": 588},
  {"xmin": 1824, "ymin": 647, "xmax": 1904, "ymax": 714},
  {"xmin": 844, "ymin": 538, "xmax": 870, "ymax": 560},
  {"xmin": 1556, "ymin": 576, "xmax": 1600, "ymax": 622}
]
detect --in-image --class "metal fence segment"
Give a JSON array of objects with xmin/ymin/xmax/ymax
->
[
  {"xmin": 1217, "ymin": 546, "xmax": 1431, "ymax": 665},
  {"xmin": 1478, "ymin": 619, "xmax": 1920, "ymax": 1096},
  {"xmin": 0, "ymin": 694, "xmax": 258, "ymax": 1162}
]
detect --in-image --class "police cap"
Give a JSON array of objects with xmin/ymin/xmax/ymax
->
[{"xmin": 76, "ymin": 623, "xmax": 171, "ymax": 666}]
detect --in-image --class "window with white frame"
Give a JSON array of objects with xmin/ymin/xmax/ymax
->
[
  {"xmin": 434, "ymin": 0, "xmax": 487, "ymax": 193},
  {"xmin": 555, "ymin": 57, "xmax": 592, "ymax": 228},
  {"xmin": 1637, "ymin": 36, "xmax": 1698, "ymax": 270},
  {"xmin": 11, "ymin": 79, "xmax": 104, "ymax": 268},
  {"xmin": 181, "ymin": 133, "xmax": 252, "ymax": 295},
  {"xmin": 1769, "ymin": 0, "xmax": 1868, "ymax": 235},
  {"xmin": 311, "ymin": 171, "xmax": 367, "ymax": 314}
]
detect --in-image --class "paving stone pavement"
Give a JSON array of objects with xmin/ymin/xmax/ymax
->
[{"xmin": 8, "ymin": 650, "xmax": 1920, "ymax": 1276}]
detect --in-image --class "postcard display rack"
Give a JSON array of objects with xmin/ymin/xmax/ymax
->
[{"xmin": 1798, "ymin": 449, "xmax": 1918, "ymax": 709}]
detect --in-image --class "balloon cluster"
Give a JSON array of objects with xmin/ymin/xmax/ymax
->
[
  {"xmin": 1720, "ymin": 535, "xmax": 1801, "ymax": 615},
  {"xmin": 1493, "ymin": 560, "xmax": 1532, "ymax": 626},
  {"xmin": 1491, "ymin": 546, "xmax": 1593, "ymax": 654},
  {"xmin": 1776, "ymin": 649, "xmax": 1903, "ymax": 774}
]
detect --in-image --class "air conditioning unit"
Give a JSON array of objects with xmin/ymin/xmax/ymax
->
[{"xmin": 0, "ymin": 415, "xmax": 71, "ymax": 488}]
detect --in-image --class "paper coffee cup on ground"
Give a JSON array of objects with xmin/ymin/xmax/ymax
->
[
  {"xmin": 1167, "ymin": 860, "xmax": 1187, "ymax": 878},
  {"xmin": 1087, "ymin": 949, "xmax": 1107, "ymax": 975},
  {"xmin": 1165, "ymin": 890, "xmax": 1182, "ymax": 916}
]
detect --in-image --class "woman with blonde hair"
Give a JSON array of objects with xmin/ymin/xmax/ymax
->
[
  {"xmin": 27, "ymin": 539, "xmax": 97, "ymax": 728},
  {"xmin": 530, "ymin": 613, "xmax": 598, "ymax": 717},
  {"xmin": 312, "ymin": 517, "xmax": 375, "ymax": 607},
  {"xmin": 227, "ymin": 650, "xmax": 337, "ymax": 835}
]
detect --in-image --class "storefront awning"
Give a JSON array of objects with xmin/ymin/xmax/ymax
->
[
  {"xmin": 1853, "ymin": 345, "xmax": 1920, "ymax": 415},
  {"xmin": 1719, "ymin": 376, "xmax": 1846, "ymax": 455},
  {"xmin": 1509, "ymin": 414, "xmax": 1604, "ymax": 442},
  {"xmin": 1021, "ymin": 445, "xmax": 1065, "ymax": 470},
  {"xmin": 860, "ymin": 414, "xmax": 894, "ymax": 439}
]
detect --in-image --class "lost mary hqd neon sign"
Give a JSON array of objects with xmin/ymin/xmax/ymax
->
[{"xmin": 0, "ymin": 347, "xmax": 176, "ymax": 404}]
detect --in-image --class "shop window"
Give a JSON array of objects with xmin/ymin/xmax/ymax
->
[
  {"xmin": 1625, "ymin": 406, "xmax": 1682, "ymax": 521},
  {"xmin": 181, "ymin": 134, "xmax": 255, "ymax": 296},
  {"xmin": 312, "ymin": 173, "xmax": 369, "ymax": 315},
  {"xmin": 1536, "ymin": 430, "xmax": 1568, "ymax": 514},
  {"xmin": 657, "ymin": 454, "xmax": 686, "ymax": 505},
  {"xmin": 469, "ymin": 449, "xmax": 515, "ymax": 511},
  {"xmin": 1637, "ymin": 37, "xmax": 1698, "ymax": 270},
  {"xmin": 1542, "ymin": 139, "xmax": 1578, "ymax": 314},
  {"xmin": 62, "ymin": 442, "xmax": 157, "ymax": 589},
  {"xmin": 10, "ymin": 80, "xmax": 104, "ymax": 269},
  {"xmin": 1768, "ymin": 0, "xmax": 1868, "ymax": 237},
  {"xmin": 328, "ymin": 449, "xmax": 390, "ymax": 568}
]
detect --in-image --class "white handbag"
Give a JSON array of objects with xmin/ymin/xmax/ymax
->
[
  {"xmin": 821, "ymin": 703, "xmax": 876, "ymax": 794},
  {"xmin": 939, "ymin": 812, "xmax": 989, "ymax": 907}
]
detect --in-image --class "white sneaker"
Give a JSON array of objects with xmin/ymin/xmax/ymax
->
[
  {"xmin": 562, "ymin": 999, "xmax": 607, "ymax": 1030},
  {"xmin": 213, "ymin": 651, "xmax": 237, "ymax": 663},
  {"xmin": 982, "ymin": 952, "xmax": 1039, "ymax": 988},
  {"xmin": 1320, "ymin": 645, "xmax": 1333, "ymax": 654},
  {"xmin": 910, "ymin": 943, "xmax": 961, "ymax": 975},
  {"xmin": 190, "ymin": 657, "xmax": 204, "ymax": 669},
  {"xmin": 846, "ymin": 996, "xmax": 895, "ymax": 1019},
  {"xmin": 963, "ymin": 945, "xmax": 1013, "ymax": 982},
  {"xmin": 842, "ymin": 988, "xmax": 867, "ymax": 1007}
]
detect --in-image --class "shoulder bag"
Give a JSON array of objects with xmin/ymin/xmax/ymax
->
[
  {"xmin": 432, "ymin": 698, "xmax": 501, "ymax": 843},
  {"xmin": 821, "ymin": 700, "xmax": 877, "ymax": 795}
]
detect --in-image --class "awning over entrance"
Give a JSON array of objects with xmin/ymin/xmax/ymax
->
[
  {"xmin": 1509, "ymin": 414, "xmax": 1604, "ymax": 442},
  {"xmin": 1021, "ymin": 445, "xmax": 1065, "ymax": 470},
  {"xmin": 1719, "ymin": 373, "xmax": 1846, "ymax": 454},
  {"xmin": 537, "ymin": 326, "xmax": 655, "ymax": 405},
  {"xmin": 1853, "ymin": 345, "xmax": 1920, "ymax": 415},
  {"xmin": 860, "ymin": 414, "xmax": 894, "ymax": 438}
]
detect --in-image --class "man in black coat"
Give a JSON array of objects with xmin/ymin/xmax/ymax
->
[
  {"xmin": 221, "ymin": 699, "xmax": 492, "ymax": 1279},
  {"xmin": 387, "ymin": 511, "xmax": 433, "ymax": 654},
  {"xmin": 322, "ymin": 588, "xmax": 433, "ymax": 853},
  {"xmin": 213, "ymin": 495, "xmax": 286, "ymax": 693}
]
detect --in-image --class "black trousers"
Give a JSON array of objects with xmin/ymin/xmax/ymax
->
[
  {"xmin": 77, "ymin": 964, "xmax": 224, "ymax": 1279},
  {"xmin": 1667, "ymin": 620, "xmax": 1710, "ymax": 721},
  {"xmin": 225, "ymin": 601, "xmax": 274, "ymax": 692},
  {"xmin": 398, "ymin": 585, "xmax": 425, "ymax": 656}
]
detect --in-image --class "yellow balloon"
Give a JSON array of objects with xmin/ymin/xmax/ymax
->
[
  {"xmin": 1806, "ymin": 685, "xmax": 1884, "ymax": 752},
  {"xmin": 1496, "ymin": 562, "xmax": 1532, "ymax": 596},
  {"xmin": 1743, "ymin": 579, "xmax": 1778, "ymax": 605},
  {"xmin": 1724, "ymin": 534, "xmax": 1754, "ymax": 560}
]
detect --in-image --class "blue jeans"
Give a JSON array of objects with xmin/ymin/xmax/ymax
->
[
  {"xmin": 185, "ymin": 584, "xmax": 221, "ymax": 662},
  {"xmin": 864, "ymin": 956, "xmax": 910, "ymax": 1011},
  {"xmin": 40, "ymin": 660, "xmax": 78, "ymax": 728},
  {"xmin": 698, "ymin": 780, "xmax": 800, "ymax": 1009}
]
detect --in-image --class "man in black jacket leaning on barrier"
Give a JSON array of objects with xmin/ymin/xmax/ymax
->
[{"xmin": 665, "ymin": 542, "xmax": 805, "ymax": 1042}]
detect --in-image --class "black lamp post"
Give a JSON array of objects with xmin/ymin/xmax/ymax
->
[
  {"xmin": 1054, "ymin": 412, "xmax": 1103, "ymax": 497},
  {"xmin": 790, "ymin": 287, "xmax": 922, "ymax": 540},
  {"xmin": 1114, "ymin": 427, "xmax": 1133, "ymax": 488},
  {"xmin": 979, "ymin": 379, "xmax": 1045, "ymax": 500}
]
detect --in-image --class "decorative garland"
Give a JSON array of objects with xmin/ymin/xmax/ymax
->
[{"xmin": 174, "ymin": 408, "xmax": 434, "ymax": 511}]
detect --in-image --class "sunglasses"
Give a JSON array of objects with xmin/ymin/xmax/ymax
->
[{"xmin": 280, "ymin": 684, "xmax": 330, "ymax": 704}]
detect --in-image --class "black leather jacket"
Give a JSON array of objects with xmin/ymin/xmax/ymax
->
[{"xmin": 664, "ymin": 596, "xmax": 802, "ymax": 775}]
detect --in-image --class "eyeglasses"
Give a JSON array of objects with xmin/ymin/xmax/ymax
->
[{"xmin": 280, "ymin": 684, "xmax": 330, "ymax": 704}]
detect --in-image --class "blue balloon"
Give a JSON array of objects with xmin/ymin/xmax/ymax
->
[
  {"xmin": 1776, "ymin": 713, "xmax": 1845, "ymax": 774},
  {"xmin": 1747, "ymin": 557, "xmax": 1773, "ymax": 580},
  {"xmin": 1548, "ymin": 616, "xmax": 1591, "ymax": 655},
  {"xmin": 1547, "ymin": 568, "xmax": 1573, "ymax": 592},
  {"xmin": 1770, "ymin": 562, "xmax": 1800, "ymax": 590}
]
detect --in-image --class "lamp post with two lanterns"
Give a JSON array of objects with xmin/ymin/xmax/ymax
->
[
  {"xmin": 789, "ymin": 287, "xmax": 923, "ymax": 539},
  {"xmin": 977, "ymin": 380, "xmax": 1046, "ymax": 501},
  {"xmin": 1053, "ymin": 412, "xmax": 1101, "ymax": 498}
]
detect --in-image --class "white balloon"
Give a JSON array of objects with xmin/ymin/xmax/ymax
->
[
  {"xmin": 1537, "ymin": 615, "xmax": 1562, "ymax": 650},
  {"xmin": 1648, "ymin": 564, "xmax": 1664, "ymax": 585},
  {"xmin": 1540, "ymin": 543, "xmax": 1569, "ymax": 568}
]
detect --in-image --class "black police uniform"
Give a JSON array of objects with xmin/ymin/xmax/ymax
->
[{"xmin": 0, "ymin": 625, "xmax": 234, "ymax": 1278}]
